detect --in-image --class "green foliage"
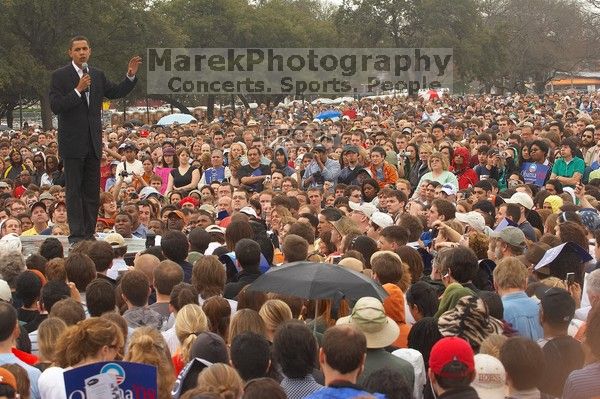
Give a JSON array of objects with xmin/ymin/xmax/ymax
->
[{"xmin": 1, "ymin": 0, "xmax": 599, "ymax": 125}]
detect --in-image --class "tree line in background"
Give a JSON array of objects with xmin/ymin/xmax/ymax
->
[{"xmin": 0, "ymin": 0, "xmax": 599, "ymax": 129}]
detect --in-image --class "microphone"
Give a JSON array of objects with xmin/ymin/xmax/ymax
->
[{"xmin": 82, "ymin": 62, "xmax": 89, "ymax": 93}]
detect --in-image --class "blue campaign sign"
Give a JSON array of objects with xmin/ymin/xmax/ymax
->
[
  {"xmin": 64, "ymin": 361, "xmax": 157, "ymax": 399},
  {"xmin": 520, "ymin": 162, "xmax": 550, "ymax": 186}
]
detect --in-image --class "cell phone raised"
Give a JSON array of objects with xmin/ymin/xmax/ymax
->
[{"xmin": 565, "ymin": 272, "xmax": 575, "ymax": 286}]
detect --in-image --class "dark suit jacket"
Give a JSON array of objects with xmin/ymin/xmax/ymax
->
[
  {"xmin": 49, "ymin": 63, "xmax": 137, "ymax": 158},
  {"xmin": 223, "ymin": 270, "xmax": 261, "ymax": 299}
]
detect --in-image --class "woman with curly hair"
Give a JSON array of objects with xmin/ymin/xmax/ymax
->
[
  {"xmin": 361, "ymin": 178, "xmax": 380, "ymax": 203},
  {"xmin": 125, "ymin": 327, "xmax": 175, "ymax": 399},
  {"xmin": 38, "ymin": 317, "xmax": 124, "ymax": 398},
  {"xmin": 467, "ymin": 231, "xmax": 495, "ymax": 291},
  {"xmin": 181, "ymin": 363, "xmax": 244, "ymax": 399}
]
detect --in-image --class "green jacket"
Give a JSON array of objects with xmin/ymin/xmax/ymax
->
[{"xmin": 435, "ymin": 282, "xmax": 475, "ymax": 319}]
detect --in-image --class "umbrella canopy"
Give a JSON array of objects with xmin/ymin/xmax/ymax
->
[
  {"xmin": 157, "ymin": 113, "xmax": 197, "ymax": 126},
  {"xmin": 315, "ymin": 110, "xmax": 342, "ymax": 120},
  {"xmin": 248, "ymin": 261, "xmax": 388, "ymax": 301}
]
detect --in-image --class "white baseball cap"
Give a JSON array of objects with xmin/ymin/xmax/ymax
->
[
  {"xmin": 471, "ymin": 354, "xmax": 506, "ymax": 399},
  {"xmin": 455, "ymin": 211, "xmax": 486, "ymax": 232},
  {"xmin": 239, "ymin": 206, "xmax": 258, "ymax": 218},
  {"xmin": 505, "ymin": 192, "xmax": 533, "ymax": 210},
  {"xmin": 0, "ymin": 279, "xmax": 12, "ymax": 302},
  {"xmin": 139, "ymin": 186, "xmax": 161, "ymax": 200},
  {"xmin": 349, "ymin": 201, "xmax": 378, "ymax": 217},
  {"xmin": 0, "ymin": 233, "xmax": 22, "ymax": 254},
  {"xmin": 370, "ymin": 212, "xmax": 394, "ymax": 229},
  {"xmin": 441, "ymin": 184, "xmax": 457, "ymax": 196},
  {"xmin": 206, "ymin": 225, "xmax": 225, "ymax": 234}
]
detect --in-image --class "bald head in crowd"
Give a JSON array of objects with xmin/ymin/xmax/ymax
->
[{"xmin": 134, "ymin": 254, "xmax": 160, "ymax": 284}]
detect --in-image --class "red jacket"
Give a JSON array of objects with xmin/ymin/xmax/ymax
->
[
  {"xmin": 452, "ymin": 147, "xmax": 479, "ymax": 189},
  {"xmin": 456, "ymin": 168, "xmax": 479, "ymax": 189}
]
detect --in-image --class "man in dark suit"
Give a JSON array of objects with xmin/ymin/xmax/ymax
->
[{"xmin": 49, "ymin": 35, "xmax": 141, "ymax": 243}]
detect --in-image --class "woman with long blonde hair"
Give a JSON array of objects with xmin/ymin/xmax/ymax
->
[
  {"xmin": 172, "ymin": 304, "xmax": 209, "ymax": 375},
  {"xmin": 125, "ymin": 327, "xmax": 175, "ymax": 399},
  {"xmin": 35, "ymin": 317, "xmax": 67, "ymax": 371},
  {"xmin": 259, "ymin": 299, "xmax": 293, "ymax": 342},
  {"xmin": 228, "ymin": 309, "xmax": 266, "ymax": 345}
]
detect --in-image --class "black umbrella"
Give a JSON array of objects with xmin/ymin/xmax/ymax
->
[{"xmin": 248, "ymin": 261, "xmax": 388, "ymax": 301}]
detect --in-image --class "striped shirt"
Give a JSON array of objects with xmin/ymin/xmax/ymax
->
[{"xmin": 562, "ymin": 362, "xmax": 600, "ymax": 399}]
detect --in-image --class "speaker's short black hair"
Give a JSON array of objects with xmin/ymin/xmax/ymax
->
[{"xmin": 69, "ymin": 35, "xmax": 90, "ymax": 49}]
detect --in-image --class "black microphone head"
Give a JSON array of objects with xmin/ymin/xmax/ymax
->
[{"xmin": 82, "ymin": 62, "xmax": 89, "ymax": 73}]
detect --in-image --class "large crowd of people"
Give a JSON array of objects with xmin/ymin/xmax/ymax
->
[{"xmin": 0, "ymin": 91, "xmax": 600, "ymax": 398}]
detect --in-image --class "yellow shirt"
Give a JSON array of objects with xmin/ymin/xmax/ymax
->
[{"xmin": 21, "ymin": 227, "xmax": 42, "ymax": 236}]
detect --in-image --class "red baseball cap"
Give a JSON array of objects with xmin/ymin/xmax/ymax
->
[
  {"xmin": 429, "ymin": 337, "xmax": 475, "ymax": 378},
  {"xmin": 179, "ymin": 196, "xmax": 199, "ymax": 207}
]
